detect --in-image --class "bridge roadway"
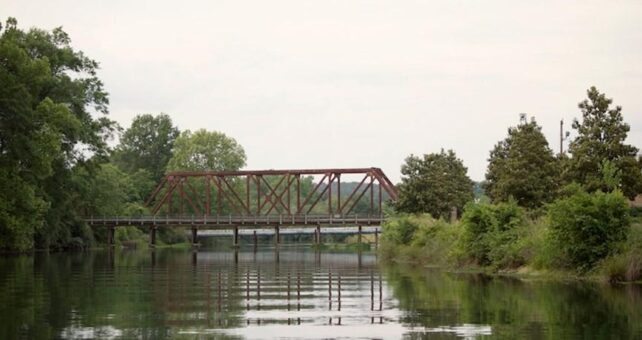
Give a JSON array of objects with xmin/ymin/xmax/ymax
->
[{"xmin": 86, "ymin": 214, "xmax": 385, "ymax": 247}]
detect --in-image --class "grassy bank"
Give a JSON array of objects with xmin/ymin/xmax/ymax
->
[{"xmin": 380, "ymin": 208, "xmax": 642, "ymax": 283}]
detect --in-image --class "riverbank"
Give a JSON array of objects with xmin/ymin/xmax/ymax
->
[{"xmin": 380, "ymin": 212, "xmax": 642, "ymax": 284}]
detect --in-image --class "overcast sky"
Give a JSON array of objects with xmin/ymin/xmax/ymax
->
[{"xmin": 4, "ymin": 0, "xmax": 642, "ymax": 182}]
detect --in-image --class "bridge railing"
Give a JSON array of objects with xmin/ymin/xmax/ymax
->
[{"xmin": 86, "ymin": 213, "xmax": 387, "ymax": 227}]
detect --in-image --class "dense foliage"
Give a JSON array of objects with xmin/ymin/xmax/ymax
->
[
  {"xmin": 547, "ymin": 188, "xmax": 630, "ymax": 271},
  {"xmin": 166, "ymin": 129, "xmax": 246, "ymax": 172},
  {"xmin": 485, "ymin": 119, "xmax": 559, "ymax": 209},
  {"xmin": 0, "ymin": 18, "xmax": 115, "ymax": 251},
  {"xmin": 395, "ymin": 150, "xmax": 474, "ymax": 219},
  {"xmin": 459, "ymin": 201, "xmax": 527, "ymax": 268},
  {"xmin": 112, "ymin": 113, "xmax": 179, "ymax": 182},
  {"xmin": 566, "ymin": 87, "xmax": 642, "ymax": 199}
]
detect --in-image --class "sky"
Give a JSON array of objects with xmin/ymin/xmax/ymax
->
[{"xmin": 3, "ymin": 0, "xmax": 642, "ymax": 182}]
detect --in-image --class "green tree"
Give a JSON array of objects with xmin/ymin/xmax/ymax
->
[
  {"xmin": 0, "ymin": 18, "xmax": 115, "ymax": 251},
  {"xmin": 484, "ymin": 119, "xmax": 559, "ymax": 209},
  {"xmin": 113, "ymin": 113, "xmax": 179, "ymax": 182},
  {"xmin": 395, "ymin": 149, "xmax": 474, "ymax": 219},
  {"xmin": 566, "ymin": 87, "xmax": 642, "ymax": 199},
  {"xmin": 166, "ymin": 129, "xmax": 246, "ymax": 172}
]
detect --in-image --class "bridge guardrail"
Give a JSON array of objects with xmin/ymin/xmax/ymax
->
[{"xmin": 86, "ymin": 214, "xmax": 387, "ymax": 227}]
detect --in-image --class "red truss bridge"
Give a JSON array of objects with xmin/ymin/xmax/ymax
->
[{"xmin": 86, "ymin": 167, "xmax": 398, "ymax": 246}]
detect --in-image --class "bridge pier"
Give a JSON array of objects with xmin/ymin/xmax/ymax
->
[
  {"xmin": 375, "ymin": 229, "xmax": 379, "ymax": 249},
  {"xmin": 191, "ymin": 226, "xmax": 198, "ymax": 247},
  {"xmin": 107, "ymin": 226, "xmax": 115, "ymax": 247},
  {"xmin": 253, "ymin": 230, "xmax": 258, "ymax": 248},
  {"xmin": 233, "ymin": 226, "xmax": 239, "ymax": 247},
  {"xmin": 315, "ymin": 225, "xmax": 321, "ymax": 245},
  {"xmin": 358, "ymin": 225, "xmax": 362, "ymax": 244},
  {"xmin": 275, "ymin": 226, "xmax": 280, "ymax": 246},
  {"xmin": 149, "ymin": 225, "xmax": 157, "ymax": 247}
]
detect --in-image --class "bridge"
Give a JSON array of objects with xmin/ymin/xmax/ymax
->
[{"xmin": 87, "ymin": 167, "xmax": 398, "ymax": 247}]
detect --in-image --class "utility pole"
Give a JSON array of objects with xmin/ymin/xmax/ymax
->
[
  {"xmin": 560, "ymin": 119, "xmax": 564, "ymax": 155},
  {"xmin": 560, "ymin": 119, "xmax": 570, "ymax": 155}
]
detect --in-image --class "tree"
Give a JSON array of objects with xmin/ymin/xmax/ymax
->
[
  {"xmin": 394, "ymin": 149, "xmax": 474, "ymax": 219},
  {"xmin": 566, "ymin": 87, "xmax": 642, "ymax": 199},
  {"xmin": 484, "ymin": 119, "xmax": 559, "ymax": 209},
  {"xmin": 166, "ymin": 129, "xmax": 246, "ymax": 171},
  {"xmin": 0, "ymin": 18, "xmax": 115, "ymax": 251},
  {"xmin": 113, "ymin": 113, "xmax": 179, "ymax": 182}
]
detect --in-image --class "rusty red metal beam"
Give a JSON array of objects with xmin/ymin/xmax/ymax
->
[{"xmin": 146, "ymin": 168, "xmax": 398, "ymax": 216}]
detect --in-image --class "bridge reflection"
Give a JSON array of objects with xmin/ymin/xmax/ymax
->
[{"xmin": 138, "ymin": 249, "xmax": 387, "ymax": 329}]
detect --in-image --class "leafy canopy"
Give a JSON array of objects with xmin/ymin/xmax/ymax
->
[
  {"xmin": 113, "ymin": 113, "xmax": 179, "ymax": 182},
  {"xmin": 0, "ymin": 18, "xmax": 114, "ymax": 251},
  {"xmin": 485, "ymin": 119, "xmax": 559, "ymax": 209},
  {"xmin": 166, "ymin": 129, "xmax": 246, "ymax": 172},
  {"xmin": 395, "ymin": 149, "xmax": 474, "ymax": 219},
  {"xmin": 566, "ymin": 87, "xmax": 642, "ymax": 199}
]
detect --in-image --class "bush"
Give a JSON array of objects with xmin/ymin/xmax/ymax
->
[
  {"xmin": 459, "ymin": 201, "xmax": 527, "ymax": 268},
  {"xmin": 547, "ymin": 189, "xmax": 630, "ymax": 272},
  {"xmin": 382, "ymin": 215, "xmax": 420, "ymax": 245},
  {"xmin": 598, "ymin": 221, "xmax": 642, "ymax": 282}
]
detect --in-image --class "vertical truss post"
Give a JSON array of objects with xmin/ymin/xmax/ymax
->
[
  {"xmin": 328, "ymin": 173, "xmax": 333, "ymax": 214},
  {"xmin": 257, "ymin": 175, "xmax": 261, "ymax": 215},
  {"xmin": 378, "ymin": 180, "xmax": 382, "ymax": 215},
  {"xmin": 205, "ymin": 175, "xmax": 211, "ymax": 215},
  {"xmin": 296, "ymin": 175, "xmax": 301, "ymax": 213},
  {"xmin": 217, "ymin": 176, "xmax": 222, "ymax": 215},
  {"xmin": 246, "ymin": 176, "xmax": 250, "ymax": 216},
  {"xmin": 370, "ymin": 174, "xmax": 374, "ymax": 215},
  {"xmin": 337, "ymin": 174, "xmax": 341, "ymax": 214}
]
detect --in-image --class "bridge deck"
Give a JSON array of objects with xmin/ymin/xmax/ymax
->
[{"xmin": 86, "ymin": 214, "xmax": 386, "ymax": 228}]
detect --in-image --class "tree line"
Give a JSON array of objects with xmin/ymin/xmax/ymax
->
[
  {"xmin": 395, "ymin": 88, "xmax": 642, "ymax": 217},
  {"xmin": 390, "ymin": 87, "xmax": 642, "ymax": 279},
  {"xmin": 0, "ymin": 19, "xmax": 249, "ymax": 251}
]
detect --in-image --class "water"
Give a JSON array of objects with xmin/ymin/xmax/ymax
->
[{"xmin": 0, "ymin": 247, "xmax": 641, "ymax": 339}]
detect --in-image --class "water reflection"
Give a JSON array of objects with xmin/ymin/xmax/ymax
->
[{"xmin": 0, "ymin": 248, "xmax": 640, "ymax": 339}]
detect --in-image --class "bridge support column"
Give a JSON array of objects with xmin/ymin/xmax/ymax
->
[
  {"xmin": 149, "ymin": 225, "xmax": 157, "ymax": 247},
  {"xmin": 233, "ymin": 226, "xmax": 239, "ymax": 247},
  {"xmin": 191, "ymin": 226, "xmax": 198, "ymax": 247},
  {"xmin": 107, "ymin": 226, "xmax": 115, "ymax": 247},
  {"xmin": 358, "ymin": 225, "xmax": 362, "ymax": 245},
  {"xmin": 253, "ymin": 230, "xmax": 258, "ymax": 248},
  {"xmin": 316, "ymin": 225, "xmax": 321, "ymax": 245},
  {"xmin": 275, "ymin": 226, "xmax": 280, "ymax": 246},
  {"xmin": 374, "ymin": 229, "xmax": 379, "ymax": 249}
]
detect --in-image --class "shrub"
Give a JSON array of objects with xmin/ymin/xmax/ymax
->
[
  {"xmin": 598, "ymin": 221, "xmax": 642, "ymax": 282},
  {"xmin": 382, "ymin": 215, "xmax": 420, "ymax": 245},
  {"xmin": 547, "ymin": 189, "xmax": 630, "ymax": 272},
  {"xmin": 459, "ymin": 201, "xmax": 527, "ymax": 268}
]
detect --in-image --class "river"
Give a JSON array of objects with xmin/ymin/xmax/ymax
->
[{"xmin": 0, "ymin": 247, "xmax": 640, "ymax": 339}]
